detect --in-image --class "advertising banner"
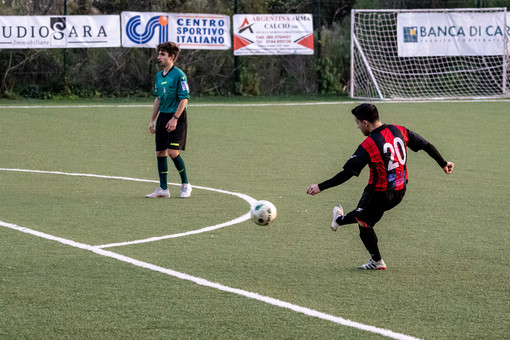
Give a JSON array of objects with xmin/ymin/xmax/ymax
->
[
  {"xmin": 0, "ymin": 15, "xmax": 120, "ymax": 49},
  {"xmin": 233, "ymin": 14, "xmax": 314, "ymax": 55},
  {"xmin": 121, "ymin": 12, "xmax": 231, "ymax": 49},
  {"xmin": 397, "ymin": 12, "xmax": 510, "ymax": 57}
]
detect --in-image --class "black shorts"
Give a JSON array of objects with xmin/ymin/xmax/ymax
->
[
  {"xmin": 354, "ymin": 185, "xmax": 406, "ymax": 227},
  {"xmin": 155, "ymin": 110, "xmax": 187, "ymax": 151}
]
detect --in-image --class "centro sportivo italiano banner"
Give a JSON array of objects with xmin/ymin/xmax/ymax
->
[
  {"xmin": 398, "ymin": 11, "xmax": 510, "ymax": 57},
  {"xmin": 233, "ymin": 14, "xmax": 314, "ymax": 55},
  {"xmin": 121, "ymin": 12, "xmax": 230, "ymax": 49},
  {"xmin": 0, "ymin": 15, "xmax": 120, "ymax": 49}
]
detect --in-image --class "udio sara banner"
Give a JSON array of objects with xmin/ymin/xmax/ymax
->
[{"xmin": 0, "ymin": 15, "xmax": 120, "ymax": 49}]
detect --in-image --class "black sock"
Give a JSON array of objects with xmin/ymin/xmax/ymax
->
[
  {"xmin": 359, "ymin": 226, "xmax": 382, "ymax": 262},
  {"xmin": 337, "ymin": 211, "xmax": 357, "ymax": 225},
  {"xmin": 157, "ymin": 156, "xmax": 168, "ymax": 190}
]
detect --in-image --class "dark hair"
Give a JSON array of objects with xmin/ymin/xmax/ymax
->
[
  {"xmin": 157, "ymin": 41, "xmax": 180, "ymax": 61},
  {"xmin": 351, "ymin": 103, "xmax": 379, "ymax": 123}
]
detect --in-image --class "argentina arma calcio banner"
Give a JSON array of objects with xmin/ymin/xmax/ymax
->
[
  {"xmin": 121, "ymin": 12, "xmax": 231, "ymax": 49},
  {"xmin": 233, "ymin": 14, "xmax": 314, "ymax": 55},
  {"xmin": 0, "ymin": 15, "xmax": 120, "ymax": 49}
]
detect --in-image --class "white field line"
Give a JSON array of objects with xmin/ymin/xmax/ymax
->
[
  {"xmin": 1, "ymin": 98, "xmax": 510, "ymax": 109},
  {"xmin": 96, "ymin": 212, "xmax": 251, "ymax": 248},
  {"xmin": 0, "ymin": 168, "xmax": 256, "ymax": 248},
  {"xmin": 0, "ymin": 102, "xmax": 346, "ymax": 109},
  {"xmin": 0, "ymin": 220, "xmax": 421, "ymax": 340}
]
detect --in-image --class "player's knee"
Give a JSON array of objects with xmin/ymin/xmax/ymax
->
[
  {"xmin": 356, "ymin": 218, "xmax": 371, "ymax": 228},
  {"xmin": 168, "ymin": 149, "xmax": 180, "ymax": 159}
]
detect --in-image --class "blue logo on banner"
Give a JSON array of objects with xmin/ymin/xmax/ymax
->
[
  {"xmin": 126, "ymin": 15, "xmax": 169, "ymax": 44},
  {"xmin": 403, "ymin": 26, "xmax": 418, "ymax": 43}
]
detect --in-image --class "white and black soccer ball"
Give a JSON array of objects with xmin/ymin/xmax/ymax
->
[{"xmin": 250, "ymin": 200, "xmax": 277, "ymax": 226}]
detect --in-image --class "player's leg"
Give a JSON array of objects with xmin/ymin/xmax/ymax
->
[
  {"xmin": 358, "ymin": 225, "xmax": 385, "ymax": 267},
  {"xmin": 146, "ymin": 115, "xmax": 171, "ymax": 198},
  {"xmin": 168, "ymin": 149, "xmax": 187, "ymax": 182},
  {"xmin": 331, "ymin": 185, "xmax": 373, "ymax": 230},
  {"xmin": 354, "ymin": 190, "xmax": 386, "ymax": 269},
  {"xmin": 168, "ymin": 113, "xmax": 191, "ymax": 198},
  {"xmin": 356, "ymin": 189, "xmax": 405, "ymax": 269},
  {"xmin": 331, "ymin": 206, "xmax": 357, "ymax": 231},
  {"xmin": 356, "ymin": 209, "xmax": 385, "ymax": 265},
  {"xmin": 157, "ymin": 150, "xmax": 169, "ymax": 191},
  {"xmin": 168, "ymin": 150, "xmax": 192, "ymax": 198},
  {"xmin": 331, "ymin": 201, "xmax": 386, "ymax": 269}
]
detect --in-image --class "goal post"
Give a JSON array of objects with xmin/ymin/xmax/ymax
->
[{"xmin": 350, "ymin": 8, "xmax": 510, "ymax": 100}]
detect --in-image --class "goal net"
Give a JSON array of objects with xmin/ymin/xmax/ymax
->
[{"xmin": 350, "ymin": 8, "xmax": 509, "ymax": 100}]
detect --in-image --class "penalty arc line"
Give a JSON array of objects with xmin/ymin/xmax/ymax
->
[
  {"xmin": 95, "ymin": 212, "xmax": 252, "ymax": 248},
  {"xmin": 0, "ymin": 168, "xmax": 257, "ymax": 248},
  {"xmin": 0, "ymin": 220, "xmax": 421, "ymax": 340}
]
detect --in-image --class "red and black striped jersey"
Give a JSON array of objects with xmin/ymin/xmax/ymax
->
[
  {"xmin": 344, "ymin": 124, "xmax": 429, "ymax": 191},
  {"xmin": 362, "ymin": 125, "xmax": 409, "ymax": 191},
  {"xmin": 317, "ymin": 124, "xmax": 447, "ymax": 193}
]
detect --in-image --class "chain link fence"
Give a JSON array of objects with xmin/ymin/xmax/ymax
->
[{"xmin": 1, "ymin": 0, "xmax": 507, "ymax": 98}]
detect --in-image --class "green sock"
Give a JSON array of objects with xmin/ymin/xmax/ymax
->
[
  {"xmin": 171, "ymin": 155, "xmax": 188, "ymax": 184},
  {"xmin": 157, "ymin": 156, "xmax": 168, "ymax": 190}
]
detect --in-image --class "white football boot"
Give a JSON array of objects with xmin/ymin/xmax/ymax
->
[
  {"xmin": 331, "ymin": 204, "xmax": 344, "ymax": 231},
  {"xmin": 358, "ymin": 258, "xmax": 386, "ymax": 270},
  {"xmin": 180, "ymin": 183, "xmax": 192, "ymax": 198},
  {"xmin": 145, "ymin": 187, "xmax": 170, "ymax": 198}
]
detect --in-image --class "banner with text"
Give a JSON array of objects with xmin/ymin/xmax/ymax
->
[
  {"xmin": 233, "ymin": 14, "xmax": 314, "ymax": 55},
  {"xmin": 121, "ymin": 12, "xmax": 230, "ymax": 49},
  {"xmin": 0, "ymin": 15, "xmax": 120, "ymax": 49},
  {"xmin": 397, "ymin": 11, "xmax": 510, "ymax": 57}
]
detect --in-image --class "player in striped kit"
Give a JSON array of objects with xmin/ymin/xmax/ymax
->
[{"xmin": 307, "ymin": 103, "xmax": 454, "ymax": 270}]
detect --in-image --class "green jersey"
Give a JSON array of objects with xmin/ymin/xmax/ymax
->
[{"xmin": 154, "ymin": 66, "xmax": 190, "ymax": 113}]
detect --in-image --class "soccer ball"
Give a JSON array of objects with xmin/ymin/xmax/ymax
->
[{"xmin": 250, "ymin": 200, "xmax": 277, "ymax": 226}]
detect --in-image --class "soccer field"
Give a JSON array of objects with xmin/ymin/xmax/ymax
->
[{"xmin": 1, "ymin": 99, "xmax": 509, "ymax": 339}]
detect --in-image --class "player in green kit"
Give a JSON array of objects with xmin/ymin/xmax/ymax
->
[{"xmin": 146, "ymin": 41, "xmax": 192, "ymax": 198}]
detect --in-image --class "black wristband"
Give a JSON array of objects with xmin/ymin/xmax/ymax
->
[{"xmin": 173, "ymin": 114, "xmax": 179, "ymax": 119}]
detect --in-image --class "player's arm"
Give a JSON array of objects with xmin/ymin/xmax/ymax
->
[
  {"xmin": 307, "ymin": 146, "xmax": 368, "ymax": 196},
  {"xmin": 166, "ymin": 74, "xmax": 190, "ymax": 132},
  {"xmin": 149, "ymin": 97, "xmax": 160, "ymax": 134},
  {"xmin": 166, "ymin": 98, "xmax": 188, "ymax": 132},
  {"xmin": 423, "ymin": 143, "xmax": 454, "ymax": 174},
  {"xmin": 307, "ymin": 170, "xmax": 355, "ymax": 196},
  {"xmin": 407, "ymin": 129, "xmax": 454, "ymax": 174}
]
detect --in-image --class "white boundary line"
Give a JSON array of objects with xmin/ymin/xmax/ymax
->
[
  {"xmin": 1, "ymin": 98, "xmax": 510, "ymax": 109},
  {"xmin": 95, "ymin": 212, "xmax": 251, "ymax": 248},
  {"xmin": 0, "ymin": 168, "xmax": 256, "ymax": 248},
  {"xmin": 0, "ymin": 220, "xmax": 421, "ymax": 340},
  {"xmin": 0, "ymin": 168, "xmax": 421, "ymax": 339}
]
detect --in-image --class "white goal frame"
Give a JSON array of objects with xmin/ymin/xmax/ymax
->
[{"xmin": 350, "ymin": 8, "xmax": 509, "ymax": 100}]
